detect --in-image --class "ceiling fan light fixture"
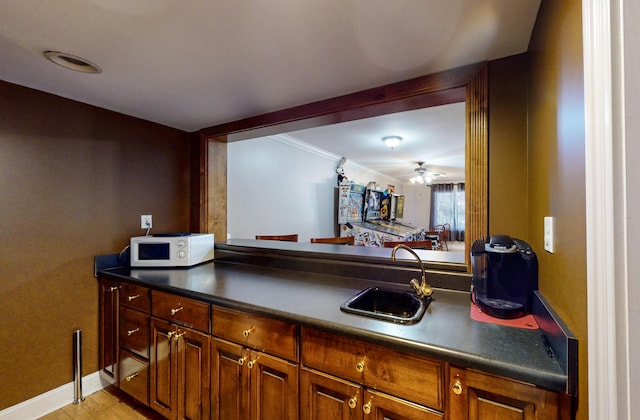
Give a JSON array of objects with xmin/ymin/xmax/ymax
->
[
  {"xmin": 44, "ymin": 51, "xmax": 102, "ymax": 74},
  {"xmin": 382, "ymin": 135, "xmax": 403, "ymax": 149},
  {"xmin": 409, "ymin": 161, "xmax": 442, "ymax": 185}
]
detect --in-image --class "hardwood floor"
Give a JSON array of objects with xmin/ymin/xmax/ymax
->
[{"xmin": 39, "ymin": 387, "xmax": 164, "ymax": 420}]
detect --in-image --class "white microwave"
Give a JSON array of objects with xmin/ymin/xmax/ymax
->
[{"xmin": 130, "ymin": 233, "xmax": 214, "ymax": 267}]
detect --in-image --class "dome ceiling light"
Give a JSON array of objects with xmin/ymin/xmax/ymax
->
[
  {"xmin": 44, "ymin": 51, "xmax": 102, "ymax": 74},
  {"xmin": 382, "ymin": 135, "xmax": 403, "ymax": 149},
  {"xmin": 409, "ymin": 161, "xmax": 444, "ymax": 185}
]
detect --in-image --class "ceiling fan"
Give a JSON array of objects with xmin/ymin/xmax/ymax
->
[{"xmin": 409, "ymin": 162, "xmax": 445, "ymax": 185}]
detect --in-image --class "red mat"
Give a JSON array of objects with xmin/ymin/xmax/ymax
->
[{"xmin": 470, "ymin": 302, "xmax": 539, "ymax": 330}]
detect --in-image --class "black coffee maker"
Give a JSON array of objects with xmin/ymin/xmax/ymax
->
[{"xmin": 471, "ymin": 235, "xmax": 538, "ymax": 319}]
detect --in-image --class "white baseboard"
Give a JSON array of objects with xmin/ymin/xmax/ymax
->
[{"xmin": 0, "ymin": 371, "xmax": 110, "ymax": 420}]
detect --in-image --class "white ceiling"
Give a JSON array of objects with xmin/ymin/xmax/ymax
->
[
  {"xmin": 285, "ymin": 102, "xmax": 466, "ymax": 182},
  {"xmin": 0, "ymin": 1, "xmax": 540, "ymax": 182}
]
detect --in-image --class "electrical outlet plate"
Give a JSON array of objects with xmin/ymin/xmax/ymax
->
[
  {"xmin": 141, "ymin": 215, "xmax": 152, "ymax": 229},
  {"xmin": 544, "ymin": 216, "xmax": 554, "ymax": 253}
]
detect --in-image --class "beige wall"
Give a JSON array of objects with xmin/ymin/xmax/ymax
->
[
  {"xmin": 488, "ymin": 2, "xmax": 587, "ymax": 416},
  {"xmin": 488, "ymin": 54, "xmax": 530, "ymax": 240},
  {"xmin": 0, "ymin": 81, "xmax": 191, "ymax": 409},
  {"xmin": 528, "ymin": 0, "xmax": 587, "ymax": 418}
]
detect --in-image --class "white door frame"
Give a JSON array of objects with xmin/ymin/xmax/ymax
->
[{"xmin": 583, "ymin": 0, "xmax": 630, "ymax": 418}]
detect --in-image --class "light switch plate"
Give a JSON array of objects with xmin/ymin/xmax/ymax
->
[{"xmin": 544, "ymin": 216, "xmax": 554, "ymax": 253}]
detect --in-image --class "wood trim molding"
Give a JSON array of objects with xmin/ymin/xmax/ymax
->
[
  {"xmin": 190, "ymin": 132, "xmax": 209, "ymax": 233},
  {"xmin": 191, "ymin": 133, "xmax": 227, "ymax": 240},
  {"xmin": 465, "ymin": 65, "xmax": 489, "ymax": 267},
  {"xmin": 206, "ymin": 137, "xmax": 227, "ymax": 240},
  {"xmin": 196, "ymin": 62, "xmax": 489, "ymax": 271}
]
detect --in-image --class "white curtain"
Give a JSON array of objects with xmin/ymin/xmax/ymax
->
[{"xmin": 429, "ymin": 183, "xmax": 465, "ymax": 241}]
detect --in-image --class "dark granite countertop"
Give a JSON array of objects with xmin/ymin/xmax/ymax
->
[{"xmin": 98, "ymin": 251, "xmax": 571, "ymax": 394}]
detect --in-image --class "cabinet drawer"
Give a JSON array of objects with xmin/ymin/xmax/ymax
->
[
  {"xmin": 120, "ymin": 283, "xmax": 150, "ymax": 312},
  {"xmin": 212, "ymin": 306, "xmax": 298, "ymax": 362},
  {"xmin": 119, "ymin": 349, "xmax": 149, "ymax": 406},
  {"xmin": 120, "ymin": 307, "xmax": 149, "ymax": 359},
  {"xmin": 365, "ymin": 389, "xmax": 444, "ymax": 420},
  {"xmin": 301, "ymin": 328, "xmax": 444, "ymax": 410},
  {"xmin": 151, "ymin": 290, "xmax": 210, "ymax": 333}
]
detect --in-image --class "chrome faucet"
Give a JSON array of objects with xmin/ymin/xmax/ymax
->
[{"xmin": 391, "ymin": 244, "xmax": 433, "ymax": 299}]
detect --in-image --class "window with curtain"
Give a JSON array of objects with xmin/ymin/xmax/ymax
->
[{"xmin": 430, "ymin": 183, "xmax": 465, "ymax": 241}]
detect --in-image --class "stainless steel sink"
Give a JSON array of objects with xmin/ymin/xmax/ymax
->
[{"xmin": 340, "ymin": 287, "xmax": 430, "ymax": 324}]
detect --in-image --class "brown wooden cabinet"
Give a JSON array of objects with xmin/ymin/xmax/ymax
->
[
  {"xmin": 152, "ymin": 290, "xmax": 210, "ymax": 333},
  {"xmin": 212, "ymin": 306, "xmax": 298, "ymax": 361},
  {"xmin": 250, "ymin": 347, "xmax": 298, "ymax": 419},
  {"xmin": 300, "ymin": 368, "xmax": 442, "ymax": 420},
  {"xmin": 300, "ymin": 367, "xmax": 361, "ymax": 420},
  {"xmin": 119, "ymin": 348, "xmax": 149, "ymax": 405},
  {"xmin": 150, "ymin": 317, "xmax": 211, "ymax": 420},
  {"xmin": 301, "ymin": 328, "xmax": 444, "ymax": 412},
  {"xmin": 447, "ymin": 366, "xmax": 571, "ymax": 420},
  {"xmin": 118, "ymin": 283, "xmax": 151, "ymax": 405},
  {"xmin": 211, "ymin": 306, "xmax": 299, "ymax": 420},
  {"xmin": 98, "ymin": 279, "xmax": 572, "ymax": 420},
  {"xmin": 210, "ymin": 339, "xmax": 298, "ymax": 420},
  {"xmin": 363, "ymin": 389, "xmax": 443, "ymax": 420},
  {"xmin": 149, "ymin": 288, "xmax": 211, "ymax": 419},
  {"xmin": 120, "ymin": 282, "xmax": 151, "ymax": 312},
  {"xmin": 120, "ymin": 307, "xmax": 150, "ymax": 359},
  {"xmin": 301, "ymin": 329, "xmax": 444, "ymax": 420},
  {"xmin": 98, "ymin": 278, "xmax": 119, "ymax": 384},
  {"xmin": 210, "ymin": 338, "xmax": 247, "ymax": 419}
]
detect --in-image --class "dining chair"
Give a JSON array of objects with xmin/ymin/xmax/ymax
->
[
  {"xmin": 383, "ymin": 240, "xmax": 433, "ymax": 250},
  {"xmin": 310, "ymin": 236, "xmax": 354, "ymax": 245},
  {"xmin": 433, "ymin": 224, "xmax": 450, "ymax": 251},
  {"xmin": 255, "ymin": 234, "xmax": 299, "ymax": 242}
]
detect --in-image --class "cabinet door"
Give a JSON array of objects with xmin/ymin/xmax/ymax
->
[
  {"xmin": 212, "ymin": 338, "xmax": 250, "ymax": 420},
  {"xmin": 151, "ymin": 318, "xmax": 211, "ymax": 420},
  {"xmin": 448, "ymin": 366, "xmax": 567, "ymax": 420},
  {"xmin": 300, "ymin": 368, "xmax": 361, "ymax": 420},
  {"xmin": 250, "ymin": 350, "xmax": 298, "ymax": 420},
  {"xmin": 363, "ymin": 389, "xmax": 442, "ymax": 420},
  {"xmin": 177, "ymin": 327, "xmax": 210, "ymax": 420},
  {"xmin": 99, "ymin": 278, "xmax": 119, "ymax": 383},
  {"xmin": 150, "ymin": 317, "xmax": 178, "ymax": 419}
]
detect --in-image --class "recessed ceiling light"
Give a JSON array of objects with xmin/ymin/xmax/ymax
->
[{"xmin": 44, "ymin": 51, "xmax": 102, "ymax": 74}]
